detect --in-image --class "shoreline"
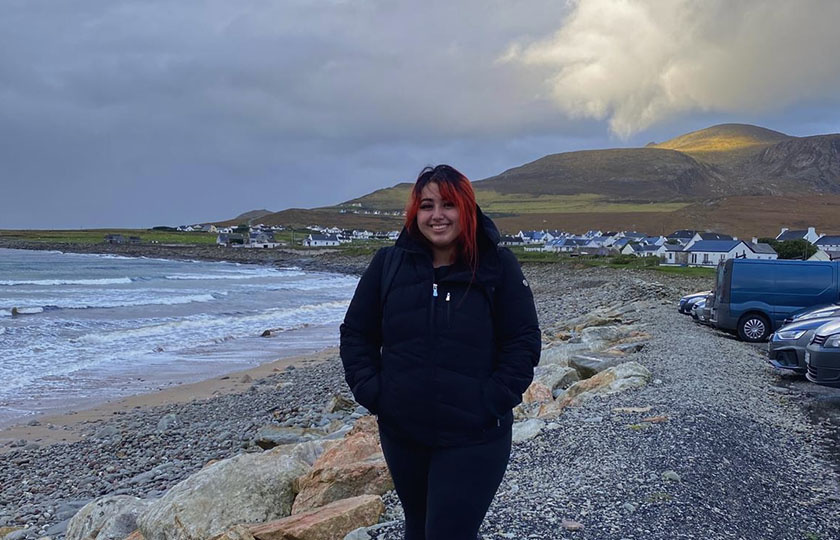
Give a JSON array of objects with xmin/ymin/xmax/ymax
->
[
  {"xmin": 0, "ymin": 238, "xmax": 373, "ymax": 276},
  {"xmin": 0, "ymin": 244, "xmax": 365, "ymax": 441},
  {"xmin": 0, "ymin": 346, "xmax": 338, "ymax": 452},
  {"xmin": 3, "ymin": 265, "xmax": 840, "ymax": 538}
]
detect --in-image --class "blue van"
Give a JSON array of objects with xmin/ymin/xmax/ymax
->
[{"xmin": 711, "ymin": 259, "xmax": 840, "ymax": 342}]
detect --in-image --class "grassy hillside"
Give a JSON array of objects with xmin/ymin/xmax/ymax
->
[
  {"xmin": 476, "ymin": 147, "xmax": 725, "ymax": 200},
  {"xmin": 223, "ymin": 123, "xmax": 840, "ymax": 236},
  {"xmin": 650, "ymin": 123, "xmax": 792, "ymax": 167}
]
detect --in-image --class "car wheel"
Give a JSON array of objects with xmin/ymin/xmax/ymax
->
[{"xmin": 737, "ymin": 313, "xmax": 770, "ymax": 342}]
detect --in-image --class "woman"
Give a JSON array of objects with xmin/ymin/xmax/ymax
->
[{"xmin": 340, "ymin": 164, "xmax": 541, "ymax": 539}]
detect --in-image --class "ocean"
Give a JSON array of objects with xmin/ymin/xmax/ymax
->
[{"xmin": 0, "ymin": 248, "xmax": 358, "ymax": 427}]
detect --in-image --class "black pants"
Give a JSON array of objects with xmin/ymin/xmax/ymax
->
[{"xmin": 378, "ymin": 426, "xmax": 512, "ymax": 540}]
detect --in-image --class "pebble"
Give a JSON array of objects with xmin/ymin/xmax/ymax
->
[{"xmin": 3, "ymin": 264, "xmax": 840, "ymax": 540}]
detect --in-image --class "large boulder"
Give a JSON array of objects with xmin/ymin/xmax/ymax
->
[
  {"xmin": 579, "ymin": 325, "xmax": 632, "ymax": 350},
  {"xmin": 248, "ymin": 495, "xmax": 383, "ymax": 540},
  {"xmin": 533, "ymin": 364, "xmax": 579, "ymax": 391},
  {"xmin": 559, "ymin": 361, "xmax": 651, "ymax": 407},
  {"xmin": 521, "ymin": 381, "xmax": 552, "ymax": 405},
  {"xmin": 254, "ymin": 425, "xmax": 326, "ymax": 450},
  {"xmin": 539, "ymin": 342, "xmax": 588, "ymax": 366},
  {"xmin": 65, "ymin": 495, "xmax": 150, "ymax": 540},
  {"xmin": 291, "ymin": 417, "xmax": 392, "ymax": 514},
  {"xmin": 512, "ymin": 419, "xmax": 545, "ymax": 443},
  {"xmin": 569, "ymin": 354, "xmax": 627, "ymax": 379},
  {"xmin": 137, "ymin": 442, "xmax": 321, "ymax": 540}
]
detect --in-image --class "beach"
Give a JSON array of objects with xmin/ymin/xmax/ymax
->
[{"xmin": 2, "ymin": 252, "xmax": 840, "ymax": 539}]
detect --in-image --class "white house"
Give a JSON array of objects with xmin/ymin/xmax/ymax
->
[
  {"xmin": 815, "ymin": 235, "xmax": 840, "ymax": 251},
  {"xmin": 747, "ymin": 242, "xmax": 778, "ymax": 260},
  {"xmin": 499, "ymin": 235, "xmax": 525, "ymax": 247},
  {"xmin": 776, "ymin": 227, "xmax": 820, "ymax": 244},
  {"xmin": 810, "ymin": 250, "xmax": 840, "ymax": 261},
  {"xmin": 304, "ymin": 233, "xmax": 340, "ymax": 247},
  {"xmin": 683, "ymin": 232, "xmax": 734, "ymax": 251},
  {"xmin": 685, "ymin": 240, "xmax": 751, "ymax": 267},
  {"xmin": 661, "ymin": 244, "xmax": 685, "ymax": 265},
  {"xmin": 517, "ymin": 230, "xmax": 553, "ymax": 244}
]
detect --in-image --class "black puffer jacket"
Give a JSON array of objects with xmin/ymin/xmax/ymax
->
[{"xmin": 340, "ymin": 209, "xmax": 541, "ymax": 447}]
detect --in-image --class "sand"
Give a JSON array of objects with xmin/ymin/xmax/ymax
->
[{"xmin": 0, "ymin": 347, "xmax": 338, "ymax": 453}]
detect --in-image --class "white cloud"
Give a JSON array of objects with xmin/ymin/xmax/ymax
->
[{"xmin": 502, "ymin": 0, "xmax": 840, "ymax": 137}]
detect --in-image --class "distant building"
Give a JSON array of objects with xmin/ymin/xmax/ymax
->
[
  {"xmin": 304, "ymin": 234, "xmax": 340, "ymax": 247},
  {"xmin": 815, "ymin": 235, "xmax": 840, "ymax": 251},
  {"xmin": 776, "ymin": 227, "xmax": 820, "ymax": 244},
  {"xmin": 104, "ymin": 234, "xmax": 125, "ymax": 244},
  {"xmin": 685, "ymin": 240, "xmax": 751, "ymax": 267}
]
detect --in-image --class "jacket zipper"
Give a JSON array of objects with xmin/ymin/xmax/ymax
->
[{"xmin": 445, "ymin": 291, "xmax": 451, "ymax": 326}]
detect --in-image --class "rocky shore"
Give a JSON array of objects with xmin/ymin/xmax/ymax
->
[{"xmin": 2, "ymin": 262, "xmax": 840, "ymax": 539}]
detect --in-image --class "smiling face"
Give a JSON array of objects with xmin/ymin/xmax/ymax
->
[{"xmin": 416, "ymin": 182, "xmax": 462, "ymax": 265}]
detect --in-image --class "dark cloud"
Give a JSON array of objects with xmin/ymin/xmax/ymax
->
[{"xmin": 0, "ymin": 0, "xmax": 838, "ymax": 228}]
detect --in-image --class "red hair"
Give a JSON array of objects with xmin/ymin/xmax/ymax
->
[{"xmin": 405, "ymin": 165, "xmax": 478, "ymax": 271}]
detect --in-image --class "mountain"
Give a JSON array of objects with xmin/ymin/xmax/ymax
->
[
  {"xmin": 227, "ymin": 123, "xmax": 840, "ymax": 237},
  {"xmin": 649, "ymin": 123, "xmax": 792, "ymax": 167}
]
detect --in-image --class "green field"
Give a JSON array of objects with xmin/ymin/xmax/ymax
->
[{"xmin": 0, "ymin": 229, "xmax": 218, "ymax": 245}]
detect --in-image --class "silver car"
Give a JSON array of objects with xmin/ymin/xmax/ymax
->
[{"xmin": 768, "ymin": 316, "xmax": 840, "ymax": 373}]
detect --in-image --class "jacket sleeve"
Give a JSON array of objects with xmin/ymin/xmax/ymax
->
[
  {"xmin": 483, "ymin": 248, "xmax": 542, "ymax": 418},
  {"xmin": 339, "ymin": 248, "xmax": 387, "ymax": 414}
]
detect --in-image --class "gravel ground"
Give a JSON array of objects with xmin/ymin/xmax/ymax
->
[{"xmin": 3, "ymin": 263, "xmax": 840, "ymax": 540}]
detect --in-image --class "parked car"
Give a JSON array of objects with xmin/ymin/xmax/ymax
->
[
  {"xmin": 712, "ymin": 259, "xmax": 840, "ymax": 342},
  {"xmin": 768, "ymin": 316, "xmax": 840, "ymax": 373},
  {"xmin": 691, "ymin": 293, "xmax": 715, "ymax": 325},
  {"xmin": 680, "ymin": 291, "xmax": 711, "ymax": 314},
  {"xmin": 783, "ymin": 303, "xmax": 840, "ymax": 325},
  {"xmin": 805, "ymin": 319, "xmax": 840, "ymax": 388}
]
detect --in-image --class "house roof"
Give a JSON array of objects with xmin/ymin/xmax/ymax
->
[
  {"xmin": 639, "ymin": 244, "xmax": 662, "ymax": 252},
  {"xmin": 776, "ymin": 229, "xmax": 809, "ymax": 241},
  {"xmin": 697, "ymin": 232, "xmax": 733, "ymax": 241},
  {"xmin": 815, "ymin": 235, "xmax": 840, "ymax": 245},
  {"xmin": 664, "ymin": 244, "xmax": 684, "ymax": 252},
  {"xmin": 667, "ymin": 230, "xmax": 697, "ymax": 239},
  {"xmin": 686, "ymin": 240, "xmax": 743, "ymax": 253},
  {"xmin": 613, "ymin": 238, "xmax": 631, "ymax": 248},
  {"xmin": 309, "ymin": 233, "xmax": 338, "ymax": 241},
  {"xmin": 622, "ymin": 231, "xmax": 646, "ymax": 238},
  {"xmin": 749, "ymin": 242, "xmax": 777, "ymax": 255}
]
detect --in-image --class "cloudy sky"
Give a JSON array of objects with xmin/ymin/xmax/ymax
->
[{"xmin": 3, "ymin": 0, "xmax": 840, "ymax": 228}]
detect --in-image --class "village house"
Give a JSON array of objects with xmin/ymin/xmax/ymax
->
[
  {"xmin": 685, "ymin": 240, "xmax": 769, "ymax": 267},
  {"xmin": 499, "ymin": 235, "xmax": 526, "ymax": 247},
  {"xmin": 216, "ymin": 233, "xmax": 246, "ymax": 246},
  {"xmin": 814, "ymin": 235, "xmax": 840, "ymax": 251},
  {"xmin": 201, "ymin": 224, "xmax": 218, "ymax": 233},
  {"xmin": 683, "ymin": 231, "xmax": 735, "ymax": 251},
  {"xmin": 104, "ymin": 234, "xmax": 125, "ymax": 244},
  {"xmin": 662, "ymin": 244, "xmax": 686, "ymax": 265},
  {"xmin": 304, "ymin": 233, "xmax": 340, "ymax": 247},
  {"xmin": 245, "ymin": 231, "xmax": 279, "ymax": 248},
  {"xmin": 776, "ymin": 227, "xmax": 821, "ymax": 244},
  {"xmin": 517, "ymin": 230, "xmax": 553, "ymax": 244}
]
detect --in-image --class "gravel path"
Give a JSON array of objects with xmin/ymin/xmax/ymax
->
[{"xmin": 3, "ymin": 264, "xmax": 840, "ymax": 540}]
